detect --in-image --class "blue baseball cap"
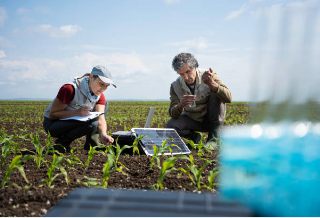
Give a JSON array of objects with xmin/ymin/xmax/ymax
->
[{"xmin": 91, "ymin": 65, "xmax": 117, "ymax": 88}]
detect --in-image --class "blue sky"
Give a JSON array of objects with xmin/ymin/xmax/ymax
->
[{"xmin": 0, "ymin": 0, "xmax": 319, "ymax": 102}]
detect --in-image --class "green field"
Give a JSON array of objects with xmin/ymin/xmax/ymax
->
[
  {"xmin": 0, "ymin": 100, "xmax": 251, "ymax": 136},
  {"xmin": 1, "ymin": 100, "xmax": 253, "ymax": 216}
]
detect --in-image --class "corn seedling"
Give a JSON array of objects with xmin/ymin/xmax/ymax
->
[
  {"xmin": 1, "ymin": 143, "xmax": 12, "ymax": 169},
  {"xmin": 70, "ymin": 139, "xmax": 83, "ymax": 154},
  {"xmin": 206, "ymin": 168, "xmax": 219, "ymax": 192},
  {"xmin": 152, "ymin": 154, "xmax": 187, "ymax": 191},
  {"xmin": 150, "ymin": 139, "xmax": 179, "ymax": 170},
  {"xmin": 0, "ymin": 126, "xmax": 5, "ymax": 135},
  {"xmin": 22, "ymin": 133, "xmax": 51, "ymax": 169},
  {"xmin": 84, "ymin": 145, "xmax": 107, "ymax": 170},
  {"xmin": 44, "ymin": 154, "xmax": 69, "ymax": 188},
  {"xmin": 64, "ymin": 154, "xmax": 83, "ymax": 172},
  {"xmin": 178, "ymin": 155, "xmax": 215, "ymax": 191},
  {"xmin": 101, "ymin": 153, "xmax": 126, "ymax": 188},
  {"xmin": 1, "ymin": 155, "xmax": 31, "ymax": 189},
  {"xmin": 184, "ymin": 137, "xmax": 212, "ymax": 157},
  {"xmin": 44, "ymin": 132, "xmax": 55, "ymax": 149},
  {"xmin": 131, "ymin": 135, "xmax": 144, "ymax": 156},
  {"xmin": 0, "ymin": 134, "xmax": 19, "ymax": 166},
  {"xmin": 73, "ymin": 138, "xmax": 84, "ymax": 154},
  {"xmin": 0, "ymin": 134, "xmax": 20, "ymax": 155},
  {"xmin": 77, "ymin": 175, "xmax": 101, "ymax": 187},
  {"xmin": 106, "ymin": 141, "xmax": 132, "ymax": 170}
]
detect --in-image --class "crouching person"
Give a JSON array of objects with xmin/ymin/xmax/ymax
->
[
  {"xmin": 43, "ymin": 65, "xmax": 115, "ymax": 153},
  {"xmin": 166, "ymin": 53, "xmax": 232, "ymax": 149}
]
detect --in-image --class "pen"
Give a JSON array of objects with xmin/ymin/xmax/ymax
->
[{"xmin": 76, "ymin": 103, "xmax": 85, "ymax": 108}]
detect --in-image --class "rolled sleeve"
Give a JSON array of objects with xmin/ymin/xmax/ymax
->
[{"xmin": 213, "ymin": 74, "xmax": 232, "ymax": 103}]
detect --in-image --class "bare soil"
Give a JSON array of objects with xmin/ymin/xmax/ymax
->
[{"xmin": 0, "ymin": 121, "xmax": 219, "ymax": 217}]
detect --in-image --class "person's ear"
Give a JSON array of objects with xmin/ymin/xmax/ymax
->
[{"xmin": 89, "ymin": 74, "xmax": 93, "ymax": 81}]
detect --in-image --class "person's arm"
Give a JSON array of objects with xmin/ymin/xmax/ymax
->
[
  {"xmin": 202, "ymin": 68, "xmax": 232, "ymax": 103},
  {"xmin": 168, "ymin": 84, "xmax": 195, "ymax": 118},
  {"xmin": 48, "ymin": 84, "xmax": 91, "ymax": 120},
  {"xmin": 48, "ymin": 98, "xmax": 91, "ymax": 120},
  {"xmin": 95, "ymin": 104, "xmax": 114, "ymax": 145}
]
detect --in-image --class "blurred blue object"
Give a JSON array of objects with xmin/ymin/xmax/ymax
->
[{"xmin": 220, "ymin": 122, "xmax": 320, "ymax": 216}]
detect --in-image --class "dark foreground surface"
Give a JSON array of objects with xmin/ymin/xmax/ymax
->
[
  {"xmin": 0, "ymin": 132, "xmax": 219, "ymax": 217},
  {"xmin": 45, "ymin": 188, "xmax": 254, "ymax": 217}
]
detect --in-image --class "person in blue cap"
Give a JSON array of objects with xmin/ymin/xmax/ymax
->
[{"xmin": 43, "ymin": 65, "xmax": 116, "ymax": 153}]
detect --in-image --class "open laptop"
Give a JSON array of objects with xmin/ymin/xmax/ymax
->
[
  {"xmin": 111, "ymin": 107, "xmax": 190, "ymax": 156},
  {"xmin": 111, "ymin": 107, "xmax": 156, "ymax": 145}
]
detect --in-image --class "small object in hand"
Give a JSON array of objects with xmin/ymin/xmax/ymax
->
[
  {"xmin": 189, "ymin": 100, "xmax": 196, "ymax": 107},
  {"xmin": 76, "ymin": 103, "xmax": 84, "ymax": 108},
  {"xmin": 187, "ymin": 95, "xmax": 196, "ymax": 108}
]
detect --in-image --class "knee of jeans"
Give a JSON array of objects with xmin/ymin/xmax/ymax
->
[
  {"xmin": 166, "ymin": 119, "xmax": 181, "ymax": 130},
  {"xmin": 88, "ymin": 120, "xmax": 99, "ymax": 132},
  {"xmin": 165, "ymin": 119, "xmax": 174, "ymax": 128}
]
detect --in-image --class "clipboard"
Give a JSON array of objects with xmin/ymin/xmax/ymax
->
[{"xmin": 60, "ymin": 112, "xmax": 104, "ymax": 122}]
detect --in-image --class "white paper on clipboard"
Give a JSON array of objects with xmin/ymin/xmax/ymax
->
[{"xmin": 60, "ymin": 112, "xmax": 104, "ymax": 122}]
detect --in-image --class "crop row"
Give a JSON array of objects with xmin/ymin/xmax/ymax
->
[
  {"xmin": 0, "ymin": 100, "xmax": 250, "ymax": 193},
  {"xmin": 1, "ymin": 128, "xmax": 219, "ymax": 192}
]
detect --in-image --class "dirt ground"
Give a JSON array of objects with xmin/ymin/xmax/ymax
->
[{"xmin": 0, "ymin": 122, "xmax": 219, "ymax": 217}]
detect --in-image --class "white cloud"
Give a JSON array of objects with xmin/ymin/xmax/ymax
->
[
  {"xmin": 0, "ymin": 52, "xmax": 150, "ymax": 84},
  {"xmin": 251, "ymin": 3, "xmax": 281, "ymax": 19},
  {"xmin": 165, "ymin": 37, "xmax": 218, "ymax": 52},
  {"xmin": 209, "ymin": 48, "xmax": 239, "ymax": 52},
  {"xmin": 164, "ymin": 0, "xmax": 181, "ymax": 4},
  {"xmin": 16, "ymin": 7, "xmax": 29, "ymax": 15},
  {"xmin": 17, "ymin": 7, "xmax": 50, "ymax": 15},
  {"xmin": 37, "ymin": 24, "xmax": 82, "ymax": 38},
  {"xmin": 0, "ymin": 7, "xmax": 7, "ymax": 27},
  {"xmin": 16, "ymin": 7, "xmax": 35, "ymax": 22},
  {"xmin": 0, "ymin": 50, "xmax": 253, "ymax": 101},
  {"xmin": 249, "ymin": 0, "xmax": 265, "ymax": 2},
  {"xmin": 0, "ymin": 52, "xmax": 162, "ymax": 99},
  {"xmin": 71, "ymin": 52, "xmax": 151, "ymax": 79},
  {"xmin": 225, "ymin": 4, "xmax": 246, "ymax": 20},
  {"xmin": 34, "ymin": 6, "xmax": 50, "ymax": 14},
  {"xmin": 0, "ymin": 50, "xmax": 6, "ymax": 58},
  {"xmin": 0, "ymin": 58, "xmax": 65, "ymax": 81},
  {"xmin": 16, "ymin": 6, "xmax": 50, "ymax": 23},
  {"xmin": 81, "ymin": 45, "xmax": 121, "ymax": 51},
  {"xmin": 0, "ymin": 36, "xmax": 15, "ymax": 48}
]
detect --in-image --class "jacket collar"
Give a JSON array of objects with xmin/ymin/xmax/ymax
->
[{"xmin": 178, "ymin": 68, "xmax": 202, "ymax": 94}]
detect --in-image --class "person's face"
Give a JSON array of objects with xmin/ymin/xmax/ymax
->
[
  {"xmin": 89, "ymin": 75, "xmax": 110, "ymax": 95},
  {"xmin": 177, "ymin": 64, "xmax": 197, "ymax": 85}
]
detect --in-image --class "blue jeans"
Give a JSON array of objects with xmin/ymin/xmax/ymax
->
[
  {"xmin": 166, "ymin": 91, "xmax": 225, "ymax": 143},
  {"xmin": 43, "ymin": 102, "xmax": 109, "ymax": 145},
  {"xmin": 43, "ymin": 117, "xmax": 98, "ymax": 142}
]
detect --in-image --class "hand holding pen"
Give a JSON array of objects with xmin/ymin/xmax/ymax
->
[{"xmin": 76, "ymin": 104, "xmax": 92, "ymax": 116}]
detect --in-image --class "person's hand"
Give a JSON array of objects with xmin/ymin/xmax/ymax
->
[
  {"xmin": 77, "ymin": 107, "xmax": 91, "ymax": 116},
  {"xmin": 202, "ymin": 68, "xmax": 218, "ymax": 92},
  {"xmin": 178, "ymin": 95, "xmax": 196, "ymax": 112},
  {"xmin": 100, "ymin": 134, "xmax": 114, "ymax": 145}
]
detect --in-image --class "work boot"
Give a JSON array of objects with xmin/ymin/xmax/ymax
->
[
  {"xmin": 54, "ymin": 136, "xmax": 72, "ymax": 153},
  {"xmin": 84, "ymin": 130, "xmax": 100, "ymax": 150},
  {"xmin": 205, "ymin": 123, "xmax": 222, "ymax": 150},
  {"xmin": 185, "ymin": 131, "xmax": 201, "ymax": 144},
  {"xmin": 204, "ymin": 141, "xmax": 218, "ymax": 150}
]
